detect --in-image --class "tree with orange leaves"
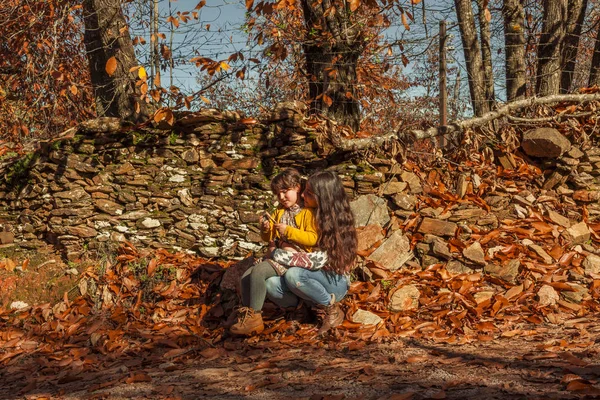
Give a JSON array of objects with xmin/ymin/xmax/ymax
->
[
  {"xmin": 0, "ymin": 0, "xmax": 94, "ymax": 140},
  {"xmin": 245, "ymin": 0, "xmax": 420, "ymax": 132}
]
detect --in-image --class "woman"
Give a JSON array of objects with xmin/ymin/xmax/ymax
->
[{"xmin": 265, "ymin": 170, "xmax": 358, "ymax": 335}]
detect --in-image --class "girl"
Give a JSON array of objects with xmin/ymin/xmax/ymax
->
[
  {"xmin": 230, "ymin": 168, "xmax": 320, "ymax": 336},
  {"xmin": 265, "ymin": 170, "xmax": 358, "ymax": 335}
]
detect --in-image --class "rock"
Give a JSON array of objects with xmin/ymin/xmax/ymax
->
[
  {"xmin": 562, "ymin": 283, "xmax": 589, "ymax": 304},
  {"xmin": 222, "ymin": 157, "xmax": 260, "ymax": 170},
  {"xmin": 9, "ymin": 301, "xmax": 30, "ymax": 310},
  {"xmin": 351, "ymin": 309, "xmax": 383, "ymax": 325},
  {"xmin": 54, "ymin": 187, "xmax": 91, "ymax": 201},
  {"xmin": 198, "ymin": 246, "xmax": 220, "ymax": 258},
  {"xmin": 400, "ymin": 171, "xmax": 423, "ymax": 194},
  {"xmin": 431, "ymin": 240, "xmax": 452, "ymax": 260},
  {"xmin": 456, "ymin": 174, "xmax": 469, "ymax": 198},
  {"xmin": 392, "ymin": 193, "xmax": 417, "ymax": 211},
  {"xmin": 547, "ymin": 210, "xmax": 570, "ymax": 228},
  {"xmin": 389, "ymin": 284, "xmax": 420, "ymax": 311},
  {"xmin": 382, "ymin": 181, "xmax": 408, "ymax": 195},
  {"xmin": 181, "ymin": 149, "xmax": 200, "ymax": 163},
  {"xmin": 463, "ymin": 242, "xmax": 486, "ymax": 265},
  {"xmin": 0, "ymin": 231, "xmax": 15, "ymax": 244},
  {"xmin": 177, "ymin": 188, "xmax": 195, "ymax": 207},
  {"xmin": 138, "ymin": 218, "xmax": 161, "ymax": 229},
  {"xmin": 583, "ymin": 254, "xmax": 600, "ymax": 279},
  {"xmin": 367, "ymin": 230, "xmax": 412, "ymax": 271},
  {"xmin": 521, "ymin": 127, "xmax": 571, "ymax": 158},
  {"xmin": 572, "ymin": 190, "xmax": 600, "ymax": 203},
  {"xmin": 537, "ymin": 285, "xmax": 559, "ymax": 307},
  {"xmin": 485, "ymin": 259, "xmax": 520, "ymax": 284},
  {"xmin": 527, "ymin": 243, "xmax": 554, "ymax": 264},
  {"xmin": 473, "ymin": 290, "xmax": 495, "ymax": 304},
  {"xmin": 448, "ymin": 208, "xmax": 485, "ymax": 222},
  {"xmin": 356, "ymin": 224, "xmax": 385, "ymax": 253},
  {"xmin": 169, "ymin": 174, "xmax": 187, "ymax": 183},
  {"xmin": 561, "ymin": 221, "xmax": 591, "ymax": 246},
  {"xmin": 567, "ymin": 146, "xmax": 584, "ymax": 159},
  {"xmin": 65, "ymin": 226, "xmax": 98, "ymax": 238},
  {"xmin": 542, "ymin": 169, "xmax": 569, "ymax": 190},
  {"xmin": 446, "ymin": 260, "xmax": 473, "ymax": 276},
  {"xmin": 350, "ymin": 194, "xmax": 390, "ymax": 227},
  {"xmin": 94, "ymin": 199, "xmax": 124, "ymax": 216},
  {"xmin": 417, "ymin": 217, "xmax": 457, "ymax": 237}
]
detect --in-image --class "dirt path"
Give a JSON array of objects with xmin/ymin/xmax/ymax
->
[{"xmin": 3, "ymin": 323, "xmax": 599, "ymax": 400}]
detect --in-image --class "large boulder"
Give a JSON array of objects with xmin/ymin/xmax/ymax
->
[
  {"xmin": 350, "ymin": 194, "xmax": 390, "ymax": 227},
  {"xmin": 521, "ymin": 128, "xmax": 571, "ymax": 158}
]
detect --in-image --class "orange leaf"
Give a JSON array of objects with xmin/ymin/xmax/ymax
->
[
  {"xmin": 125, "ymin": 373, "xmax": 152, "ymax": 384},
  {"xmin": 401, "ymin": 13, "xmax": 410, "ymax": 30},
  {"xmin": 21, "ymin": 258, "xmax": 29, "ymax": 271},
  {"xmin": 69, "ymin": 85, "xmax": 78, "ymax": 96},
  {"xmin": 147, "ymin": 258, "xmax": 158, "ymax": 277},
  {"xmin": 484, "ymin": 8, "xmax": 491, "ymax": 22},
  {"xmin": 246, "ymin": 0, "xmax": 254, "ymax": 10},
  {"xmin": 349, "ymin": 0, "xmax": 360, "ymax": 12},
  {"xmin": 105, "ymin": 56, "xmax": 118, "ymax": 76},
  {"xmin": 5, "ymin": 258, "xmax": 16, "ymax": 272}
]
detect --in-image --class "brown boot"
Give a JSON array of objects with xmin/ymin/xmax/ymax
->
[
  {"xmin": 223, "ymin": 306, "xmax": 241, "ymax": 329},
  {"xmin": 314, "ymin": 303, "xmax": 344, "ymax": 335},
  {"xmin": 229, "ymin": 307, "xmax": 264, "ymax": 336}
]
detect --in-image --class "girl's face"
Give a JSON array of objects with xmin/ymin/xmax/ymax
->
[
  {"xmin": 276, "ymin": 185, "xmax": 301, "ymax": 209},
  {"xmin": 302, "ymin": 183, "xmax": 318, "ymax": 208}
]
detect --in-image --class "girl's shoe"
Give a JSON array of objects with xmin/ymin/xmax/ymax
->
[{"xmin": 229, "ymin": 307, "xmax": 264, "ymax": 336}]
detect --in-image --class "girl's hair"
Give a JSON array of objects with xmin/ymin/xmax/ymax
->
[
  {"xmin": 308, "ymin": 170, "xmax": 357, "ymax": 275},
  {"xmin": 271, "ymin": 168, "xmax": 303, "ymax": 193}
]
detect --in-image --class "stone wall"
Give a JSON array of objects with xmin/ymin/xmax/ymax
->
[{"xmin": 0, "ymin": 103, "xmax": 395, "ymax": 260}]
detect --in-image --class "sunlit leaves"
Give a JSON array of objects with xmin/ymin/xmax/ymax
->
[
  {"xmin": 401, "ymin": 13, "xmax": 409, "ymax": 30},
  {"xmin": 138, "ymin": 66, "xmax": 147, "ymax": 80},
  {"xmin": 349, "ymin": 0, "xmax": 360, "ymax": 12},
  {"xmin": 105, "ymin": 56, "xmax": 118, "ymax": 76}
]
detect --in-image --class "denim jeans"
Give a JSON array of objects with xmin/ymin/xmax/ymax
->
[{"xmin": 265, "ymin": 267, "xmax": 350, "ymax": 308}]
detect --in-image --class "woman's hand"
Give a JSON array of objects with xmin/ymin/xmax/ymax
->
[{"xmin": 274, "ymin": 223, "xmax": 288, "ymax": 237}]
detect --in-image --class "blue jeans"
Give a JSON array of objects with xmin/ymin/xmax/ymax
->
[{"xmin": 265, "ymin": 267, "xmax": 350, "ymax": 308}]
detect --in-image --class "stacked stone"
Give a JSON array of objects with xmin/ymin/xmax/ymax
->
[{"xmin": 0, "ymin": 105, "xmax": 397, "ymax": 260}]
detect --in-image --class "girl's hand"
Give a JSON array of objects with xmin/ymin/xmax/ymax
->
[
  {"xmin": 274, "ymin": 223, "xmax": 288, "ymax": 237},
  {"xmin": 259, "ymin": 215, "xmax": 271, "ymax": 231}
]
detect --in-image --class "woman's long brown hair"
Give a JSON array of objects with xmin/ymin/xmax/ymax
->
[{"xmin": 308, "ymin": 171, "xmax": 358, "ymax": 275}]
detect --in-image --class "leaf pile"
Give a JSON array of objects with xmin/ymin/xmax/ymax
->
[{"xmin": 2, "ymin": 101, "xmax": 600, "ymax": 395}]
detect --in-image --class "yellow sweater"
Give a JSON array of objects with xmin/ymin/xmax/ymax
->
[{"xmin": 261, "ymin": 207, "xmax": 318, "ymax": 252}]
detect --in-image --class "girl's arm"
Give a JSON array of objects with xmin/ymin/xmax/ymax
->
[
  {"xmin": 260, "ymin": 210, "xmax": 279, "ymax": 242},
  {"xmin": 282, "ymin": 208, "xmax": 318, "ymax": 247},
  {"xmin": 271, "ymin": 248, "xmax": 328, "ymax": 270}
]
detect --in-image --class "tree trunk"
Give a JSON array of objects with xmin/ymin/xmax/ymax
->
[
  {"xmin": 454, "ymin": 0, "xmax": 490, "ymax": 116},
  {"xmin": 300, "ymin": 0, "xmax": 362, "ymax": 131},
  {"xmin": 536, "ymin": 0, "xmax": 568, "ymax": 96},
  {"xmin": 560, "ymin": 0, "xmax": 588, "ymax": 93},
  {"xmin": 589, "ymin": 22, "xmax": 600, "ymax": 86},
  {"xmin": 476, "ymin": 0, "xmax": 495, "ymax": 110},
  {"xmin": 502, "ymin": 0, "xmax": 527, "ymax": 101},
  {"xmin": 82, "ymin": 0, "xmax": 152, "ymax": 122}
]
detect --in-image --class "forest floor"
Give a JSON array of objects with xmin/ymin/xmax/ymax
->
[
  {"xmin": 1, "ymin": 317, "xmax": 599, "ymax": 400},
  {"xmin": 3, "ymin": 100, "xmax": 600, "ymax": 399}
]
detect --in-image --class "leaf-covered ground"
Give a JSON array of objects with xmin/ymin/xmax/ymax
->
[
  {"xmin": 3, "ymin": 99, "xmax": 600, "ymax": 398},
  {"xmin": 0, "ymin": 242, "xmax": 599, "ymax": 399}
]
